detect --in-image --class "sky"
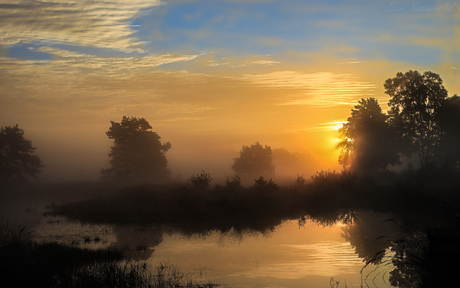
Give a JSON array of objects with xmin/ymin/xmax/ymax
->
[{"xmin": 1, "ymin": 0, "xmax": 459, "ymax": 182}]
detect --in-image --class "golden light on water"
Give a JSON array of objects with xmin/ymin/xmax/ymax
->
[{"xmin": 148, "ymin": 220, "xmax": 365, "ymax": 286}]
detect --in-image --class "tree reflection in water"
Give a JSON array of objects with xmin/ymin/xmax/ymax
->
[
  {"xmin": 48, "ymin": 176, "xmax": 460, "ymax": 287},
  {"xmin": 340, "ymin": 211, "xmax": 460, "ymax": 288}
]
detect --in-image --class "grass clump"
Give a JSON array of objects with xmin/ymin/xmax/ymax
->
[
  {"xmin": 66, "ymin": 261, "xmax": 216, "ymax": 288},
  {"xmin": 1, "ymin": 224, "xmax": 215, "ymax": 288}
]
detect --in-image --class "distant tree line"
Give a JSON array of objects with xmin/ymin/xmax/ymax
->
[
  {"xmin": 2, "ymin": 70, "xmax": 458, "ymax": 184},
  {"xmin": 337, "ymin": 70, "xmax": 460, "ymax": 175}
]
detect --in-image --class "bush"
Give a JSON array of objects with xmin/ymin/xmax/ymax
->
[{"xmin": 188, "ymin": 171, "xmax": 213, "ymax": 191}]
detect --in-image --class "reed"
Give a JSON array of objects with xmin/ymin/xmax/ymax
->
[
  {"xmin": 66, "ymin": 261, "xmax": 216, "ymax": 288},
  {"xmin": 1, "ymin": 224, "xmax": 215, "ymax": 288}
]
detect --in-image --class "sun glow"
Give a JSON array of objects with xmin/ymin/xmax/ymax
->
[
  {"xmin": 325, "ymin": 121, "xmax": 346, "ymax": 149},
  {"xmin": 325, "ymin": 121, "xmax": 346, "ymax": 131},
  {"xmin": 329, "ymin": 136, "xmax": 341, "ymax": 146}
]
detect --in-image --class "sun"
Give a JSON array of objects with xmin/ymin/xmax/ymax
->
[{"xmin": 325, "ymin": 121, "xmax": 346, "ymax": 148}]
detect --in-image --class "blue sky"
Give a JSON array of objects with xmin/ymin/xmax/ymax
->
[{"xmin": 3, "ymin": 0, "xmax": 457, "ymax": 64}]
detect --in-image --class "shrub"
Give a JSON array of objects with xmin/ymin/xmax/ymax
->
[
  {"xmin": 224, "ymin": 175, "xmax": 243, "ymax": 191},
  {"xmin": 188, "ymin": 171, "xmax": 213, "ymax": 191}
]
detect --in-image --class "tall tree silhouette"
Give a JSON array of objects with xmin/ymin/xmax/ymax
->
[
  {"xmin": 385, "ymin": 70, "xmax": 448, "ymax": 167},
  {"xmin": 232, "ymin": 142, "xmax": 275, "ymax": 182},
  {"xmin": 101, "ymin": 116, "xmax": 171, "ymax": 183},
  {"xmin": 0, "ymin": 125, "xmax": 43, "ymax": 181},
  {"xmin": 436, "ymin": 95, "xmax": 460, "ymax": 169},
  {"xmin": 337, "ymin": 98, "xmax": 399, "ymax": 174}
]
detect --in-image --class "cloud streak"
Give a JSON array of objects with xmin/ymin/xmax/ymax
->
[
  {"xmin": 0, "ymin": 0, "xmax": 162, "ymax": 52},
  {"xmin": 305, "ymin": 121, "xmax": 347, "ymax": 132},
  {"xmin": 241, "ymin": 71, "xmax": 376, "ymax": 106},
  {"xmin": 2, "ymin": 47, "xmax": 202, "ymax": 76}
]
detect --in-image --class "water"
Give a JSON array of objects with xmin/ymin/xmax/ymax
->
[
  {"xmin": 148, "ymin": 221, "xmax": 366, "ymax": 287},
  {"xmin": 0, "ymin": 185, "xmax": 395, "ymax": 288},
  {"xmin": 31, "ymin": 213, "xmax": 392, "ymax": 288}
]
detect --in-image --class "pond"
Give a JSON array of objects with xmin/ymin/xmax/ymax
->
[{"xmin": 31, "ymin": 211, "xmax": 395, "ymax": 288}]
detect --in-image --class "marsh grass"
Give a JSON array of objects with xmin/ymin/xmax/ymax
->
[
  {"xmin": 0, "ymin": 222, "xmax": 30, "ymax": 246},
  {"xmin": 0, "ymin": 224, "xmax": 213, "ymax": 288},
  {"xmin": 46, "ymin": 168, "xmax": 460, "ymax": 234},
  {"xmin": 47, "ymin": 182, "xmax": 305, "ymax": 232},
  {"xmin": 66, "ymin": 261, "xmax": 217, "ymax": 288}
]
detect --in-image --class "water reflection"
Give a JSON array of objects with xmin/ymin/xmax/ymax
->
[
  {"xmin": 147, "ymin": 220, "xmax": 368, "ymax": 288},
  {"xmin": 341, "ymin": 210, "xmax": 396, "ymax": 264},
  {"xmin": 10, "ymin": 187, "xmax": 455, "ymax": 288},
  {"xmin": 32, "ymin": 210, "xmax": 397, "ymax": 288},
  {"xmin": 111, "ymin": 225, "xmax": 163, "ymax": 260}
]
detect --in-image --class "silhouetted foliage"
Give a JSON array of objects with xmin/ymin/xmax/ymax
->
[
  {"xmin": 0, "ymin": 232, "xmax": 124, "ymax": 288},
  {"xmin": 225, "ymin": 175, "xmax": 242, "ymax": 191},
  {"xmin": 385, "ymin": 70, "xmax": 448, "ymax": 167},
  {"xmin": 101, "ymin": 116, "xmax": 171, "ymax": 183},
  {"xmin": 188, "ymin": 170, "xmax": 213, "ymax": 191},
  {"xmin": 232, "ymin": 142, "xmax": 275, "ymax": 182},
  {"xmin": 295, "ymin": 174, "xmax": 306, "ymax": 188},
  {"xmin": 310, "ymin": 170, "xmax": 359, "ymax": 190},
  {"xmin": 337, "ymin": 98, "xmax": 400, "ymax": 174},
  {"xmin": 0, "ymin": 224, "xmax": 213, "ymax": 288},
  {"xmin": 0, "ymin": 125, "xmax": 43, "ymax": 182},
  {"xmin": 436, "ymin": 95, "xmax": 460, "ymax": 170},
  {"xmin": 253, "ymin": 176, "xmax": 277, "ymax": 190}
]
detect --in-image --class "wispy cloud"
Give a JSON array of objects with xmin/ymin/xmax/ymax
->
[
  {"xmin": 306, "ymin": 121, "xmax": 347, "ymax": 132},
  {"xmin": 0, "ymin": 0, "xmax": 162, "ymax": 52},
  {"xmin": 0, "ymin": 58, "xmax": 215, "ymax": 127},
  {"xmin": 335, "ymin": 59, "xmax": 363, "ymax": 65},
  {"xmin": 241, "ymin": 71, "xmax": 376, "ymax": 106},
  {"xmin": 207, "ymin": 57, "xmax": 280, "ymax": 67},
  {"xmin": 250, "ymin": 60, "xmax": 280, "ymax": 65},
  {"xmin": 2, "ymin": 47, "xmax": 202, "ymax": 75}
]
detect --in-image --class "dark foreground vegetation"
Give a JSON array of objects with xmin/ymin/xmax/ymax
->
[
  {"xmin": 48, "ymin": 166, "xmax": 460, "ymax": 231},
  {"xmin": 0, "ymin": 223, "xmax": 216, "ymax": 288},
  {"xmin": 42, "ymin": 165, "xmax": 460, "ymax": 288},
  {"xmin": 2, "ymin": 165, "xmax": 460, "ymax": 287}
]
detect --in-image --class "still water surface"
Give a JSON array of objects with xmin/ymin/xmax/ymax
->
[{"xmin": 32, "ymin": 214, "xmax": 392, "ymax": 288}]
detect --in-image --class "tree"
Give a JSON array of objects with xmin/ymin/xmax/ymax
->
[
  {"xmin": 385, "ymin": 70, "xmax": 448, "ymax": 167},
  {"xmin": 0, "ymin": 125, "xmax": 43, "ymax": 181},
  {"xmin": 337, "ymin": 98, "xmax": 399, "ymax": 174},
  {"xmin": 101, "ymin": 116, "xmax": 171, "ymax": 183},
  {"xmin": 436, "ymin": 95, "xmax": 460, "ymax": 169},
  {"xmin": 231, "ymin": 142, "xmax": 275, "ymax": 182}
]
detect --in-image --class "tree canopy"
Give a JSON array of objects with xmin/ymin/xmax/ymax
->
[
  {"xmin": 0, "ymin": 125, "xmax": 43, "ymax": 181},
  {"xmin": 337, "ymin": 98, "xmax": 399, "ymax": 174},
  {"xmin": 101, "ymin": 116, "xmax": 171, "ymax": 183},
  {"xmin": 385, "ymin": 70, "xmax": 448, "ymax": 167},
  {"xmin": 436, "ymin": 95, "xmax": 460, "ymax": 169},
  {"xmin": 232, "ymin": 142, "xmax": 275, "ymax": 182},
  {"xmin": 339, "ymin": 70, "xmax": 458, "ymax": 173}
]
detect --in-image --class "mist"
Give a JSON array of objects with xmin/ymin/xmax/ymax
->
[
  {"xmin": 32, "ymin": 131, "xmax": 321, "ymax": 185},
  {"xmin": 2, "ymin": 1, "xmax": 460, "ymax": 287}
]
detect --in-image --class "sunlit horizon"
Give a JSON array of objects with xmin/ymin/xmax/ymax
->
[{"xmin": 1, "ymin": 0, "xmax": 459, "ymax": 181}]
